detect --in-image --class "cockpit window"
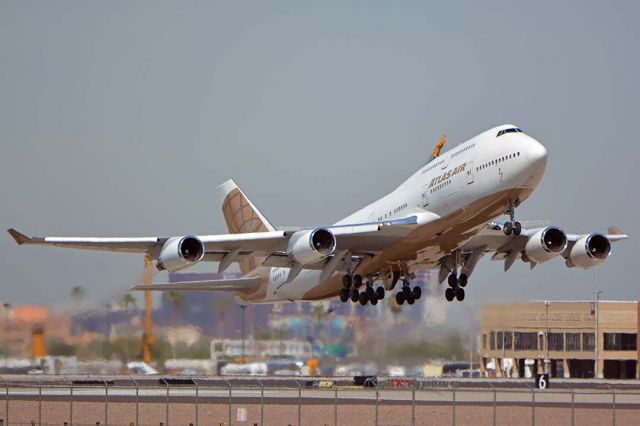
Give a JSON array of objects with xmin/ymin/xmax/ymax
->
[{"xmin": 496, "ymin": 128, "xmax": 523, "ymax": 137}]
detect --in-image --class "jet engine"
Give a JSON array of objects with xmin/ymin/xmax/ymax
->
[
  {"xmin": 156, "ymin": 236, "xmax": 205, "ymax": 271},
  {"xmin": 524, "ymin": 226, "xmax": 568, "ymax": 263},
  {"xmin": 287, "ymin": 228, "xmax": 336, "ymax": 265},
  {"xmin": 566, "ymin": 233, "xmax": 611, "ymax": 269}
]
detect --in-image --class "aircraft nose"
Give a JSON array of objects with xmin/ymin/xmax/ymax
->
[{"xmin": 527, "ymin": 139, "xmax": 548, "ymax": 170}]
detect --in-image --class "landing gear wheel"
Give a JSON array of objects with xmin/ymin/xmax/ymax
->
[
  {"xmin": 342, "ymin": 275, "xmax": 352, "ymax": 289},
  {"xmin": 406, "ymin": 293, "xmax": 415, "ymax": 305},
  {"xmin": 513, "ymin": 221, "xmax": 522, "ymax": 236},
  {"xmin": 351, "ymin": 289, "xmax": 359, "ymax": 303},
  {"xmin": 359, "ymin": 291, "xmax": 369, "ymax": 305},
  {"xmin": 376, "ymin": 286, "xmax": 385, "ymax": 300},
  {"xmin": 455, "ymin": 288, "xmax": 465, "ymax": 302},
  {"xmin": 370, "ymin": 295, "xmax": 378, "ymax": 306},
  {"xmin": 458, "ymin": 274, "xmax": 468, "ymax": 288},
  {"xmin": 353, "ymin": 274, "xmax": 363, "ymax": 288},
  {"xmin": 366, "ymin": 286, "xmax": 375, "ymax": 300},
  {"xmin": 395, "ymin": 292, "xmax": 405, "ymax": 305},
  {"xmin": 412, "ymin": 286, "xmax": 422, "ymax": 299},
  {"xmin": 340, "ymin": 288, "xmax": 349, "ymax": 303},
  {"xmin": 402, "ymin": 286, "xmax": 412, "ymax": 298},
  {"xmin": 503, "ymin": 221, "xmax": 513, "ymax": 236},
  {"xmin": 445, "ymin": 287, "xmax": 455, "ymax": 302},
  {"xmin": 447, "ymin": 274, "xmax": 458, "ymax": 288}
]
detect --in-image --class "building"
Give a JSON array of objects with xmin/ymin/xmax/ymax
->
[{"xmin": 479, "ymin": 301, "xmax": 639, "ymax": 379}]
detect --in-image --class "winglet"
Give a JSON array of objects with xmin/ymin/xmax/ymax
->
[{"xmin": 7, "ymin": 228, "xmax": 30, "ymax": 245}]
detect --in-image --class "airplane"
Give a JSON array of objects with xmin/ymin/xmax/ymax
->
[{"xmin": 7, "ymin": 124, "xmax": 629, "ymax": 306}]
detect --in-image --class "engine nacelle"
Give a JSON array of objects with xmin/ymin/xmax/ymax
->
[
  {"xmin": 287, "ymin": 228, "xmax": 336, "ymax": 265},
  {"xmin": 566, "ymin": 233, "xmax": 611, "ymax": 269},
  {"xmin": 524, "ymin": 226, "xmax": 568, "ymax": 263},
  {"xmin": 156, "ymin": 235, "xmax": 205, "ymax": 272}
]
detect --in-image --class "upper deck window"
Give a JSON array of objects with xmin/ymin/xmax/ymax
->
[{"xmin": 496, "ymin": 128, "xmax": 523, "ymax": 137}]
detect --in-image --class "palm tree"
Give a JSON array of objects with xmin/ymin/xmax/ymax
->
[
  {"xmin": 70, "ymin": 286, "xmax": 85, "ymax": 309},
  {"xmin": 165, "ymin": 291, "xmax": 186, "ymax": 358},
  {"xmin": 120, "ymin": 293, "xmax": 137, "ymax": 311}
]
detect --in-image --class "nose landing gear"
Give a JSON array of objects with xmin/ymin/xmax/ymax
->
[{"xmin": 503, "ymin": 200, "xmax": 522, "ymax": 236}]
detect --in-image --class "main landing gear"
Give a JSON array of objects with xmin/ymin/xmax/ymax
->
[
  {"xmin": 394, "ymin": 276, "xmax": 422, "ymax": 306},
  {"xmin": 503, "ymin": 200, "xmax": 522, "ymax": 236},
  {"xmin": 340, "ymin": 274, "xmax": 385, "ymax": 306},
  {"xmin": 445, "ymin": 272, "xmax": 465, "ymax": 302}
]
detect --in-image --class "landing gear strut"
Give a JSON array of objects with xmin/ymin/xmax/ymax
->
[
  {"xmin": 443, "ymin": 252, "xmax": 467, "ymax": 302},
  {"xmin": 503, "ymin": 200, "xmax": 522, "ymax": 236}
]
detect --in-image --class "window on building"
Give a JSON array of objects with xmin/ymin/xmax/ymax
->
[
  {"xmin": 514, "ymin": 332, "xmax": 538, "ymax": 350},
  {"xmin": 566, "ymin": 333, "xmax": 581, "ymax": 351},
  {"xmin": 482, "ymin": 334, "xmax": 487, "ymax": 350},
  {"xmin": 496, "ymin": 331, "xmax": 503, "ymax": 349},
  {"xmin": 604, "ymin": 333, "xmax": 637, "ymax": 351},
  {"xmin": 582, "ymin": 333, "xmax": 595, "ymax": 351},
  {"xmin": 548, "ymin": 332, "xmax": 564, "ymax": 351},
  {"xmin": 490, "ymin": 331, "xmax": 496, "ymax": 350}
]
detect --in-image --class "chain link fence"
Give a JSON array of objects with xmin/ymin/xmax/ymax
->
[{"xmin": 0, "ymin": 377, "xmax": 638, "ymax": 426}]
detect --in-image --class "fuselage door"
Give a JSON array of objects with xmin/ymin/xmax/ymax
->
[
  {"xmin": 421, "ymin": 184, "xmax": 429, "ymax": 208},
  {"xmin": 466, "ymin": 161, "xmax": 475, "ymax": 184}
]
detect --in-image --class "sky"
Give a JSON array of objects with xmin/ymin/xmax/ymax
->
[{"xmin": 1, "ymin": 0, "xmax": 639, "ymax": 308}]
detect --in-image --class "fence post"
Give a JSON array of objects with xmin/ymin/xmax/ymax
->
[
  {"xmin": 610, "ymin": 385, "xmax": 616, "ymax": 426},
  {"xmin": 195, "ymin": 381, "xmax": 199, "ymax": 426},
  {"xmin": 38, "ymin": 380, "xmax": 42, "ymax": 426},
  {"xmin": 452, "ymin": 383, "xmax": 456, "ymax": 426},
  {"xmin": 258, "ymin": 380, "xmax": 264, "ymax": 426},
  {"xmin": 334, "ymin": 384, "xmax": 338, "ymax": 426},
  {"xmin": 411, "ymin": 384, "xmax": 416, "ymax": 426},
  {"xmin": 164, "ymin": 378, "xmax": 170, "ymax": 426},
  {"xmin": 297, "ymin": 382, "xmax": 301, "ymax": 426},
  {"xmin": 104, "ymin": 380, "xmax": 108, "ymax": 426},
  {"xmin": 531, "ymin": 386, "xmax": 535, "ymax": 426},
  {"xmin": 131, "ymin": 377, "xmax": 139, "ymax": 426},
  {"xmin": 5, "ymin": 381, "xmax": 9, "ymax": 426},
  {"xmin": 375, "ymin": 384, "xmax": 379, "ymax": 426},
  {"xmin": 70, "ymin": 381, "xmax": 73, "ymax": 426},
  {"xmin": 226, "ymin": 380, "xmax": 232, "ymax": 426}
]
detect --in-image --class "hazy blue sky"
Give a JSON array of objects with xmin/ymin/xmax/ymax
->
[{"xmin": 1, "ymin": 1, "xmax": 639, "ymax": 307}]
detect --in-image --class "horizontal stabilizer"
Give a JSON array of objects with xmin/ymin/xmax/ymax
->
[
  {"xmin": 7, "ymin": 228, "xmax": 30, "ymax": 245},
  {"xmin": 130, "ymin": 277, "xmax": 260, "ymax": 292}
]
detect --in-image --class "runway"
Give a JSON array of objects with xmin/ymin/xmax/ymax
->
[{"xmin": 1, "ymin": 375, "xmax": 639, "ymax": 425}]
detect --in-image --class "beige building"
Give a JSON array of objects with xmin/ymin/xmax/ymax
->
[{"xmin": 480, "ymin": 301, "xmax": 639, "ymax": 379}]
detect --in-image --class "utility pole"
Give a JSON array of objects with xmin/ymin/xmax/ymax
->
[
  {"xmin": 142, "ymin": 254, "xmax": 154, "ymax": 363},
  {"xmin": 240, "ymin": 305, "xmax": 247, "ymax": 361}
]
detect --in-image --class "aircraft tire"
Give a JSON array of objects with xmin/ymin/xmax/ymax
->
[
  {"xmin": 456, "ymin": 288, "xmax": 465, "ymax": 302},
  {"xmin": 340, "ymin": 288, "xmax": 350, "ymax": 303},
  {"xmin": 395, "ymin": 292, "xmax": 405, "ymax": 305},
  {"xmin": 514, "ymin": 221, "xmax": 522, "ymax": 235},
  {"xmin": 359, "ymin": 291, "xmax": 369, "ymax": 305},
  {"xmin": 353, "ymin": 274, "xmax": 363, "ymax": 288},
  {"xmin": 445, "ymin": 287, "xmax": 455, "ymax": 302},
  {"xmin": 375, "ymin": 286, "xmax": 385, "ymax": 300},
  {"xmin": 343, "ymin": 275, "xmax": 352, "ymax": 289},
  {"xmin": 413, "ymin": 286, "xmax": 422, "ymax": 299},
  {"xmin": 503, "ymin": 221, "xmax": 513, "ymax": 235},
  {"xmin": 447, "ymin": 274, "xmax": 458, "ymax": 288},
  {"xmin": 366, "ymin": 286, "xmax": 375, "ymax": 300},
  {"xmin": 459, "ymin": 274, "xmax": 468, "ymax": 287},
  {"xmin": 351, "ymin": 289, "xmax": 359, "ymax": 303},
  {"xmin": 370, "ymin": 295, "xmax": 378, "ymax": 306},
  {"xmin": 406, "ymin": 293, "xmax": 415, "ymax": 305}
]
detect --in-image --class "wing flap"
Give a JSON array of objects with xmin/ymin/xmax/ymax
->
[{"xmin": 130, "ymin": 277, "xmax": 260, "ymax": 292}]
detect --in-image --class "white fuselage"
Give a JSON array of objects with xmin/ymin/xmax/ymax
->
[{"xmin": 263, "ymin": 125, "xmax": 548, "ymax": 302}]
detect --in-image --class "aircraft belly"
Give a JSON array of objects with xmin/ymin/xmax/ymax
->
[{"xmin": 357, "ymin": 187, "xmax": 534, "ymax": 276}]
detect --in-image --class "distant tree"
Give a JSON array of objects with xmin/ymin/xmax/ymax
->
[
  {"xmin": 120, "ymin": 293, "xmax": 137, "ymax": 311},
  {"xmin": 46, "ymin": 337, "xmax": 76, "ymax": 356},
  {"xmin": 70, "ymin": 286, "xmax": 85, "ymax": 309}
]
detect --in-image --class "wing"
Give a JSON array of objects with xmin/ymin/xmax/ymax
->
[
  {"xmin": 460, "ymin": 221, "xmax": 629, "ymax": 273},
  {"xmin": 130, "ymin": 277, "xmax": 260, "ymax": 292},
  {"xmin": 7, "ymin": 212, "xmax": 439, "ymax": 273}
]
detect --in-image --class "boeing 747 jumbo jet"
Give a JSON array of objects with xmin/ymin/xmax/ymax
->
[{"xmin": 8, "ymin": 125, "xmax": 628, "ymax": 305}]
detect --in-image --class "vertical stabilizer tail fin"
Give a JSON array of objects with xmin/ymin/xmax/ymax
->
[{"xmin": 217, "ymin": 179, "xmax": 275, "ymax": 274}]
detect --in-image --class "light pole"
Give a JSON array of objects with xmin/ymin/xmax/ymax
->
[
  {"xmin": 544, "ymin": 301, "xmax": 550, "ymax": 374},
  {"xmin": 240, "ymin": 305, "xmax": 247, "ymax": 362},
  {"xmin": 594, "ymin": 289, "xmax": 602, "ymax": 378}
]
